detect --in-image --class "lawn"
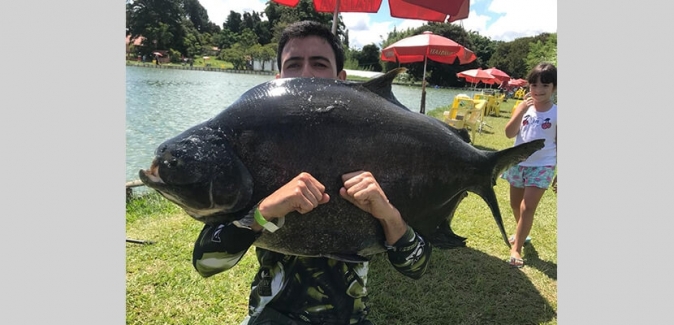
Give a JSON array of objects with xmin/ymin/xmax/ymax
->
[{"xmin": 126, "ymin": 98, "xmax": 557, "ymax": 325}]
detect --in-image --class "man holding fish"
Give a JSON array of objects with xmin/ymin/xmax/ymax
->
[{"xmin": 191, "ymin": 21, "xmax": 432, "ymax": 325}]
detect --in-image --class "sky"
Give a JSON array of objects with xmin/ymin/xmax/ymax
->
[{"xmin": 197, "ymin": 0, "xmax": 557, "ymax": 49}]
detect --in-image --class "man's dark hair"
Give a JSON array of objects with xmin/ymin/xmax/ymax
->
[{"xmin": 276, "ymin": 20, "xmax": 345, "ymax": 73}]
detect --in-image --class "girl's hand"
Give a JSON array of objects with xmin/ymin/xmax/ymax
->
[{"xmin": 523, "ymin": 92, "xmax": 534, "ymax": 108}]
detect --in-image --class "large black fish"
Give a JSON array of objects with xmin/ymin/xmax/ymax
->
[{"xmin": 139, "ymin": 68, "xmax": 544, "ymax": 262}]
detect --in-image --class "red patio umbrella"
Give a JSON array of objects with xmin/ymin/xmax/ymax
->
[
  {"xmin": 484, "ymin": 67, "xmax": 510, "ymax": 83},
  {"xmin": 457, "ymin": 68, "xmax": 498, "ymax": 88},
  {"xmin": 403, "ymin": 0, "xmax": 469, "ymax": 23},
  {"xmin": 271, "ymin": 0, "xmax": 470, "ymax": 34},
  {"xmin": 381, "ymin": 31, "xmax": 476, "ymax": 114},
  {"xmin": 508, "ymin": 78, "xmax": 528, "ymax": 87}
]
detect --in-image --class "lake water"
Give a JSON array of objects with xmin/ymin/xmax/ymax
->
[{"xmin": 125, "ymin": 66, "xmax": 483, "ymax": 184}]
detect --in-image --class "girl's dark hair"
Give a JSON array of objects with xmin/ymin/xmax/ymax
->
[
  {"xmin": 276, "ymin": 20, "xmax": 345, "ymax": 73},
  {"xmin": 527, "ymin": 62, "xmax": 557, "ymax": 87}
]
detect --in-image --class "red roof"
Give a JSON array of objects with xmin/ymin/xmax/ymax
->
[{"xmin": 125, "ymin": 35, "xmax": 145, "ymax": 46}]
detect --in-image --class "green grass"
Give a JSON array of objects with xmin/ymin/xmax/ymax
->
[{"xmin": 126, "ymin": 98, "xmax": 556, "ymax": 324}]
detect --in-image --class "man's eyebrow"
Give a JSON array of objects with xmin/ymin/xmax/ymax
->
[{"xmin": 285, "ymin": 56, "xmax": 331, "ymax": 63}]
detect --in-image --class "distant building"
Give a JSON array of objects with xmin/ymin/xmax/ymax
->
[
  {"xmin": 253, "ymin": 59, "xmax": 276, "ymax": 72},
  {"xmin": 125, "ymin": 34, "xmax": 145, "ymax": 55}
]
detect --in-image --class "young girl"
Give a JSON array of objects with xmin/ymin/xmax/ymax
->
[{"xmin": 502, "ymin": 62, "xmax": 557, "ymax": 268}]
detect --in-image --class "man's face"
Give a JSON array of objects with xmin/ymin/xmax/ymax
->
[{"xmin": 278, "ymin": 36, "xmax": 346, "ymax": 80}]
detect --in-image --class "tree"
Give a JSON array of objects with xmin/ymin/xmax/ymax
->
[
  {"xmin": 224, "ymin": 11, "xmax": 242, "ymax": 33},
  {"xmin": 126, "ymin": 0, "xmax": 186, "ymax": 54},
  {"xmin": 355, "ymin": 44, "xmax": 382, "ymax": 72},
  {"xmin": 220, "ymin": 43, "xmax": 246, "ymax": 69},
  {"xmin": 182, "ymin": 0, "xmax": 212, "ymax": 33},
  {"xmin": 466, "ymin": 31, "xmax": 497, "ymax": 68},
  {"xmin": 526, "ymin": 33, "xmax": 557, "ymax": 71},
  {"xmin": 250, "ymin": 43, "xmax": 277, "ymax": 71},
  {"xmin": 212, "ymin": 29, "xmax": 240, "ymax": 50},
  {"xmin": 488, "ymin": 34, "xmax": 551, "ymax": 78}
]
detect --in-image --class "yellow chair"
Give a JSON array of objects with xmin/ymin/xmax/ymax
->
[
  {"xmin": 444, "ymin": 101, "xmax": 473, "ymax": 128},
  {"xmin": 463, "ymin": 106, "xmax": 485, "ymax": 143},
  {"xmin": 450, "ymin": 94, "xmax": 473, "ymax": 110},
  {"xmin": 492, "ymin": 94, "xmax": 505, "ymax": 117},
  {"xmin": 473, "ymin": 93, "xmax": 487, "ymax": 101},
  {"xmin": 484, "ymin": 95, "xmax": 498, "ymax": 116}
]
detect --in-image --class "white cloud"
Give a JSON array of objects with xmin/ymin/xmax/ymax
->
[
  {"xmin": 341, "ymin": 13, "xmax": 429, "ymax": 49},
  {"xmin": 197, "ymin": 0, "xmax": 555, "ymax": 48},
  {"xmin": 461, "ymin": 0, "xmax": 557, "ymax": 41},
  {"xmin": 341, "ymin": 14, "xmax": 387, "ymax": 49}
]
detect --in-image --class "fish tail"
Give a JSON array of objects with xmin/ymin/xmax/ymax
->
[
  {"xmin": 473, "ymin": 139, "xmax": 546, "ymax": 247},
  {"xmin": 488, "ymin": 139, "xmax": 546, "ymax": 186},
  {"xmin": 471, "ymin": 185, "xmax": 510, "ymax": 248}
]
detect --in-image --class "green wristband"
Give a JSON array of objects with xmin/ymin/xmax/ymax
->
[{"xmin": 254, "ymin": 208, "xmax": 279, "ymax": 233}]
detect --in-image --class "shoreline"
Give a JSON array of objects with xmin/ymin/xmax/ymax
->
[{"xmin": 126, "ymin": 61, "xmax": 276, "ymax": 75}]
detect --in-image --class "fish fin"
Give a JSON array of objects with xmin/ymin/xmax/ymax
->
[
  {"xmin": 322, "ymin": 253, "xmax": 370, "ymax": 263},
  {"xmin": 360, "ymin": 68, "xmax": 409, "ymax": 109}
]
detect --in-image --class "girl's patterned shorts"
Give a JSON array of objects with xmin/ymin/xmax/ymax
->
[{"xmin": 501, "ymin": 165, "xmax": 556, "ymax": 189}]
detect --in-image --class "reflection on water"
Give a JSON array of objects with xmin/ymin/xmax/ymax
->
[{"xmin": 126, "ymin": 66, "xmax": 482, "ymax": 183}]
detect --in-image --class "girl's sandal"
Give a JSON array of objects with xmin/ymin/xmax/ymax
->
[{"xmin": 508, "ymin": 256, "xmax": 525, "ymax": 268}]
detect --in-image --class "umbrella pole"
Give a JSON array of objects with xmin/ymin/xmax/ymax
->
[
  {"xmin": 331, "ymin": 0, "xmax": 341, "ymax": 35},
  {"xmin": 420, "ymin": 56, "xmax": 428, "ymax": 114}
]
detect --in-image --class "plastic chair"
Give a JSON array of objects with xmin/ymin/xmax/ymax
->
[
  {"xmin": 463, "ymin": 107, "xmax": 484, "ymax": 143},
  {"xmin": 445, "ymin": 98, "xmax": 474, "ymax": 128},
  {"xmin": 450, "ymin": 95, "xmax": 473, "ymax": 110},
  {"xmin": 484, "ymin": 95, "xmax": 498, "ymax": 116}
]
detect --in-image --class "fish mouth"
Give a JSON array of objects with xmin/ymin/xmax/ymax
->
[{"xmin": 139, "ymin": 159, "xmax": 164, "ymax": 185}]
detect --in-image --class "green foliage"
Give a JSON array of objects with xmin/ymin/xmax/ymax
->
[
  {"xmin": 238, "ymin": 28, "xmax": 259, "ymax": 49},
  {"xmin": 168, "ymin": 48, "xmax": 182, "ymax": 63},
  {"xmin": 488, "ymin": 33, "xmax": 553, "ymax": 79},
  {"xmin": 182, "ymin": 0, "xmax": 212, "ymax": 33},
  {"xmin": 526, "ymin": 33, "xmax": 557, "ymax": 71},
  {"xmin": 224, "ymin": 10, "xmax": 243, "ymax": 33},
  {"xmin": 127, "ymin": 0, "xmax": 185, "ymax": 54},
  {"xmin": 220, "ymin": 44, "xmax": 246, "ymax": 70},
  {"xmin": 466, "ymin": 31, "xmax": 497, "ymax": 67},
  {"xmin": 354, "ymin": 44, "xmax": 383, "ymax": 72},
  {"xmin": 212, "ymin": 28, "xmax": 239, "ymax": 50},
  {"xmin": 252, "ymin": 43, "xmax": 277, "ymax": 71},
  {"xmin": 343, "ymin": 48, "xmax": 360, "ymax": 70}
]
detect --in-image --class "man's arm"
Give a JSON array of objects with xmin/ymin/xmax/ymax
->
[
  {"xmin": 386, "ymin": 226, "xmax": 432, "ymax": 279},
  {"xmin": 193, "ymin": 172, "xmax": 331, "ymax": 277},
  {"xmin": 340, "ymin": 171, "xmax": 431, "ymax": 279},
  {"xmin": 192, "ymin": 217, "xmax": 259, "ymax": 278}
]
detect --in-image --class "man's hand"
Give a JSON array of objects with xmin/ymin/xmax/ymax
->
[
  {"xmin": 340, "ymin": 171, "xmax": 406, "ymax": 244},
  {"xmin": 258, "ymin": 172, "xmax": 330, "ymax": 220},
  {"xmin": 339, "ymin": 171, "xmax": 397, "ymax": 221}
]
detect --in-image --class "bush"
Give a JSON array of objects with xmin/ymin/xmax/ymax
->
[{"xmin": 169, "ymin": 48, "xmax": 182, "ymax": 63}]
